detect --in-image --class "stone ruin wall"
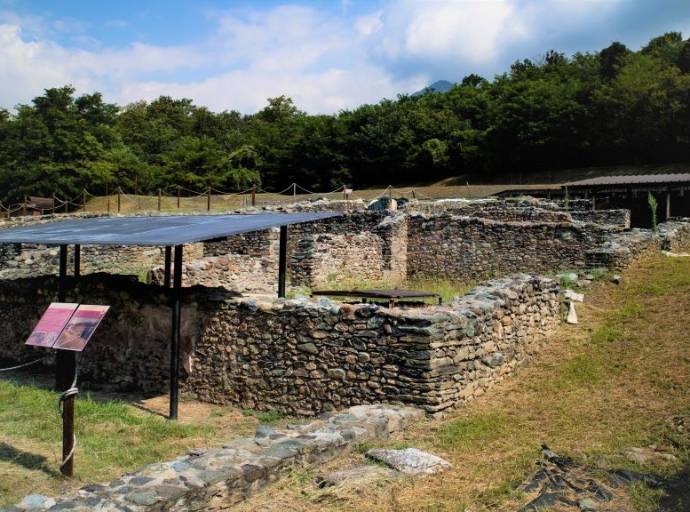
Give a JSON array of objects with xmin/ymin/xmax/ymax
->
[
  {"xmin": 183, "ymin": 274, "xmax": 560, "ymax": 415},
  {"xmin": 0, "ymin": 199, "xmax": 681, "ymax": 293},
  {"xmin": 659, "ymin": 219, "xmax": 690, "ymax": 253},
  {"xmin": 570, "ymin": 209, "xmax": 631, "ymax": 229},
  {"xmin": 0, "ymin": 274, "xmax": 195, "ymax": 392},
  {"xmin": 0, "ymin": 205, "xmax": 688, "ymax": 417},
  {"xmin": 0, "ymin": 272, "xmax": 559, "ymax": 415},
  {"xmin": 405, "ymin": 214, "xmax": 611, "ymax": 282}
]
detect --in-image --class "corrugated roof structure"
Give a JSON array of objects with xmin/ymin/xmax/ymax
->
[
  {"xmin": 0, "ymin": 212, "xmax": 338, "ymax": 246},
  {"xmin": 565, "ymin": 173, "xmax": 690, "ymax": 187}
]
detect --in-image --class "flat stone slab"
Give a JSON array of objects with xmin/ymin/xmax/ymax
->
[
  {"xmin": 316, "ymin": 465, "xmax": 400, "ymax": 488},
  {"xmin": 366, "ymin": 448, "xmax": 451, "ymax": 475}
]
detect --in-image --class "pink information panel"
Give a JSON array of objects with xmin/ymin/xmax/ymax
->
[
  {"xmin": 53, "ymin": 305, "xmax": 110, "ymax": 352},
  {"xmin": 26, "ymin": 303, "xmax": 79, "ymax": 348}
]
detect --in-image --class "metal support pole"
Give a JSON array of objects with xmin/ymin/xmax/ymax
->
[
  {"xmin": 74, "ymin": 245, "xmax": 80, "ymax": 278},
  {"xmin": 158, "ymin": 189, "xmax": 162, "ymax": 212},
  {"xmin": 177, "ymin": 186, "xmax": 181, "ymax": 209},
  {"xmin": 56, "ymin": 245, "xmax": 75, "ymax": 390},
  {"xmin": 278, "ymin": 226, "xmax": 288, "ymax": 298},
  {"xmin": 169, "ymin": 245, "xmax": 183, "ymax": 420},
  {"xmin": 61, "ymin": 392, "xmax": 75, "ymax": 477},
  {"xmin": 164, "ymin": 246, "xmax": 172, "ymax": 289},
  {"xmin": 117, "ymin": 189, "xmax": 121, "ymax": 213},
  {"xmin": 666, "ymin": 191, "xmax": 672, "ymax": 220},
  {"xmin": 58, "ymin": 245, "xmax": 67, "ymax": 302},
  {"xmin": 207, "ymin": 187, "xmax": 211, "ymax": 211}
]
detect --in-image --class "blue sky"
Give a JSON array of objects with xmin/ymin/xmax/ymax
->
[{"xmin": 2, "ymin": 0, "xmax": 690, "ymax": 113}]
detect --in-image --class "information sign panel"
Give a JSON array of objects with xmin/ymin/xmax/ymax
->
[
  {"xmin": 25, "ymin": 303, "xmax": 79, "ymax": 348},
  {"xmin": 53, "ymin": 305, "xmax": 110, "ymax": 352}
]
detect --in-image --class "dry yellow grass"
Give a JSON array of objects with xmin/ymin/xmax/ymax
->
[
  {"xmin": 80, "ymin": 182, "xmax": 558, "ymax": 215},
  {"xmin": 231, "ymin": 254, "xmax": 690, "ymax": 512}
]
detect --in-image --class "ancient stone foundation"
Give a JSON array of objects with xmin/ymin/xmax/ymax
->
[
  {"xmin": 0, "ymin": 271, "xmax": 559, "ymax": 415},
  {"xmin": 2, "ymin": 405, "xmax": 422, "ymax": 512}
]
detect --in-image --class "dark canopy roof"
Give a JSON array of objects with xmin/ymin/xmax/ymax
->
[
  {"xmin": 564, "ymin": 173, "xmax": 690, "ymax": 187},
  {"xmin": 0, "ymin": 212, "xmax": 338, "ymax": 246}
]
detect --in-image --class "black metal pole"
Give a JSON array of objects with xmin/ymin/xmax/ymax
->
[
  {"xmin": 278, "ymin": 226, "xmax": 288, "ymax": 298},
  {"xmin": 56, "ymin": 244, "xmax": 76, "ymax": 477},
  {"xmin": 169, "ymin": 244, "xmax": 183, "ymax": 420},
  {"xmin": 164, "ymin": 246, "xmax": 172, "ymax": 289},
  {"xmin": 73, "ymin": 245, "xmax": 80, "ymax": 278},
  {"xmin": 56, "ymin": 245, "xmax": 75, "ymax": 390}
]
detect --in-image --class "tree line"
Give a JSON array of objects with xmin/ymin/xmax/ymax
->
[{"xmin": 1, "ymin": 31, "xmax": 690, "ymax": 204}]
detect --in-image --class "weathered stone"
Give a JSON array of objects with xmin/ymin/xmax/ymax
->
[
  {"xmin": 296, "ymin": 343, "xmax": 318, "ymax": 355},
  {"xmin": 366, "ymin": 448, "xmax": 451, "ymax": 475}
]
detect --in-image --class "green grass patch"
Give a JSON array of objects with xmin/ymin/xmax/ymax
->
[
  {"xmin": 434, "ymin": 412, "xmax": 508, "ymax": 452},
  {"xmin": 590, "ymin": 322, "xmax": 625, "ymax": 345},
  {"xmin": 0, "ymin": 378, "xmax": 217, "ymax": 506},
  {"xmin": 628, "ymin": 482, "xmax": 666, "ymax": 512},
  {"xmin": 241, "ymin": 408, "xmax": 287, "ymax": 423}
]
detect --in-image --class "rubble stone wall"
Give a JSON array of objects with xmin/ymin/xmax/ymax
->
[
  {"xmin": 571, "ymin": 209, "xmax": 631, "ymax": 228},
  {"xmin": 660, "ymin": 219, "xmax": 690, "ymax": 252},
  {"xmin": 151, "ymin": 254, "xmax": 279, "ymax": 294},
  {"xmin": 0, "ymin": 274, "xmax": 197, "ymax": 392},
  {"xmin": 0, "ymin": 272, "xmax": 559, "ymax": 416},
  {"xmin": 0, "ymin": 244, "xmax": 166, "ymax": 280},
  {"xmin": 406, "ymin": 214, "xmax": 608, "ymax": 281},
  {"xmin": 182, "ymin": 274, "xmax": 560, "ymax": 415}
]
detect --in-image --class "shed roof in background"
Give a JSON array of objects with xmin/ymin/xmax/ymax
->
[
  {"xmin": 0, "ymin": 212, "xmax": 339, "ymax": 246},
  {"xmin": 564, "ymin": 173, "xmax": 690, "ymax": 187}
]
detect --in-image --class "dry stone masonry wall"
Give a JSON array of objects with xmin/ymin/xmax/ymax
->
[
  {"xmin": 0, "ymin": 271, "xmax": 558, "ymax": 415},
  {"xmin": 182, "ymin": 273, "xmax": 559, "ymax": 415},
  {"xmin": 405, "ymin": 214, "xmax": 609, "ymax": 282}
]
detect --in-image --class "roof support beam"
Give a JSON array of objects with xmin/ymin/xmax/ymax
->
[
  {"xmin": 73, "ymin": 244, "xmax": 81, "ymax": 278},
  {"xmin": 169, "ymin": 244, "xmax": 183, "ymax": 420},
  {"xmin": 278, "ymin": 226, "xmax": 288, "ymax": 298},
  {"xmin": 163, "ymin": 246, "xmax": 172, "ymax": 289}
]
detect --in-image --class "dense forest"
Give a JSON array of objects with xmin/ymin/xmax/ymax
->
[{"xmin": 1, "ymin": 32, "xmax": 690, "ymax": 203}]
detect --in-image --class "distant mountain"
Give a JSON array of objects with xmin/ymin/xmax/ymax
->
[{"xmin": 411, "ymin": 80, "xmax": 454, "ymax": 97}]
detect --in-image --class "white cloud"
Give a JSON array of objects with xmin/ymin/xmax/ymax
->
[
  {"xmin": 404, "ymin": 1, "xmax": 522, "ymax": 63},
  {"xmin": 0, "ymin": 0, "xmax": 675, "ymax": 113},
  {"xmin": 355, "ymin": 11, "xmax": 383, "ymax": 36},
  {"xmin": 0, "ymin": 5, "xmax": 428, "ymax": 113}
]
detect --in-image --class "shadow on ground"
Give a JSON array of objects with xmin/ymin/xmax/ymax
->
[
  {"xmin": 659, "ymin": 463, "xmax": 690, "ymax": 511},
  {"xmin": 0, "ymin": 442, "xmax": 59, "ymax": 477}
]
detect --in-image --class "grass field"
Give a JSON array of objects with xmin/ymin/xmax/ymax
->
[
  {"xmin": 232, "ymin": 253, "xmax": 690, "ymax": 512},
  {"xmin": 80, "ymin": 182, "xmax": 558, "ymax": 215},
  {"xmin": 0, "ymin": 378, "xmax": 294, "ymax": 507}
]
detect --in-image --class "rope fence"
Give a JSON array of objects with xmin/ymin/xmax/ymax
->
[{"xmin": 0, "ymin": 182, "xmax": 452, "ymax": 219}]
